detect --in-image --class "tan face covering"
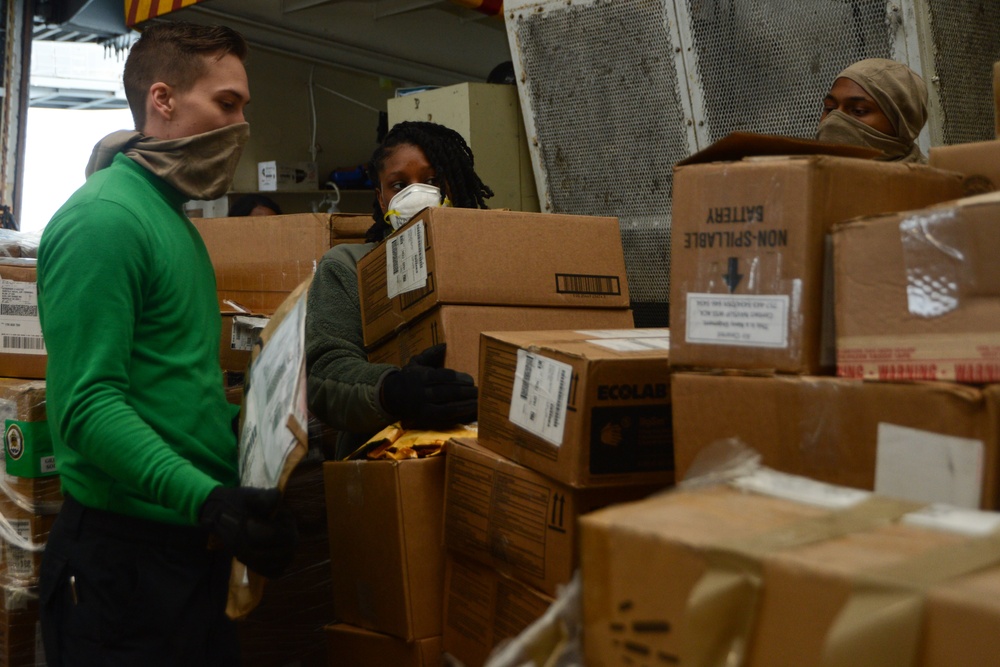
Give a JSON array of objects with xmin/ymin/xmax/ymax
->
[
  {"xmin": 85, "ymin": 123, "xmax": 250, "ymax": 200},
  {"xmin": 816, "ymin": 110, "xmax": 924, "ymax": 163}
]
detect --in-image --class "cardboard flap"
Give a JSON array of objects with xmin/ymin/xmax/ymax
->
[{"xmin": 677, "ymin": 132, "xmax": 882, "ymax": 166}]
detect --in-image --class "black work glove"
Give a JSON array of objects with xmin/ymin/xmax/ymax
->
[
  {"xmin": 381, "ymin": 343, "xmax": 478, "ymax": 430},
  {"xmin": 199, "ymin": 486, "xmax": 298, "ymax": 579}
]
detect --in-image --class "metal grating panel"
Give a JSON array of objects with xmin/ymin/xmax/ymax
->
[
  {"xmin": 684, "ymin": 0, "xmax": 893, "ymax": 143},
  {"xmin": 511, "ymin": 0, "xmax": 689, "ymax": 323},
  {"xmin": 923, "ymin": 0, "xmax": 1000, "ymax": 145}
]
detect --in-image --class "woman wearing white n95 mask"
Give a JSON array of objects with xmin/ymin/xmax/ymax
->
[
  {"xmin": 304, "ymin": 121, "xmax": 494, "ymax": 460},
  {"xmin": 816, "ymin": 58, "xmax": 928, "ymax": 163}
]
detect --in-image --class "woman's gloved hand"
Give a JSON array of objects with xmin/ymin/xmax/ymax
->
[{"xmin": 380, "ymin": 343, "xmax": 478, "ymax": 429}]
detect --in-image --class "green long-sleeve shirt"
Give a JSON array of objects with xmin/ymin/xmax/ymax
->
[{"xmin": 37, "ymin": 153, "xmax": 238, "ymax": 525}]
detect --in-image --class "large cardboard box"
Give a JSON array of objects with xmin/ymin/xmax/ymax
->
[
  {"xmin": 0, "ymin": 262, "xmax": 45, "ymax": 380},
  {"xmin": 929, "ymin": 140, "xmax": 1000, "ymax": 195},
  {"xmin": 478, "ymin": 329, "xmax": 673, "ymax": 488},
  {"xmin": 194, "ymin": 213, "xmax": 367, "ymax": 313},
  {"xmin": 443, "ymin": 553, "xmax": 553, "ymax": 667},
  {"xmin": 325, "ymin": 624, "xmax": 441, "ymax": 667},
  {"xmin": 834, "ymin": 193, "xmax": 1000, "ymax": 383},
  {"xmin": 580, "ymin": 469, "xmax": 1000, "ymax": 667},
  {"xmin": 444, "ymin": 437, "xmax": 661, "ymax": 596},
  {"xmin": 669, "ymin": 133, "xmax": 964, "ymax": 375},
  {"xmin": 356, "ymin": 208, "xmax": 631, "ymax": 347},
  {"xmin": 671, "ymin": 372, "xmax": 1000, "ymax": 509},
  {"xmin": 368, "ymin": 305, "xmax": 635, "ymax": 383},
  {"xmin": 323, "ymin": 456, "xmax": 445, "ymax": 641}
]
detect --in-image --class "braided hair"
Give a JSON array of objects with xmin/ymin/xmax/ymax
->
[{"xmin": 364, "ymin": 121, "xmax": 494, "ymax": 243}]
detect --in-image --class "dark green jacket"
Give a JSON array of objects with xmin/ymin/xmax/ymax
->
[{"xmin": 305, "ymin": 242, "xmax": 398, "ymax": 458}]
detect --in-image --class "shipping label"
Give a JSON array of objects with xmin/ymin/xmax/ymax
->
[
  {"xmin": 386, "ymin": 221, "xmax": 427, "ymax": 299},
  {"xmin": 0, "ymin": 280, "xmax": 44, "ymax": 355},
  {"xmin": 685, "ymin": 293, "xmax": 789, "ymax": 347},
  {"xmin": 230, "ymin": 315, "xmax": 270, "ymax": 352},
  {"xmin": 508, "ymin": 350, "xmax": 572, "ymax": 447},
  {"xmin": 875, "ymin": 423, "xmax": 983, "ymax": 510}
]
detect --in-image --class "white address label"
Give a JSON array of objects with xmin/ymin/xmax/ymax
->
[
  {"xmin": 386, "ymin": 222, "xmax": 427, "ymax": 299},
  {"xmin": 685, "ymin": 292, "xmax": 789, "ymax": 348},
  {"xmin": 508, "ymin": 350, "xmax": 572, "ymax": 447},
  {"xmin": 0, "ymin": 280, "xmax": 44, "ymax": 355}
]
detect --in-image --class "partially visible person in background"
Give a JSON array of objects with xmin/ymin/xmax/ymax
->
[
  {"xmin": 229, "ymin": 192, "xmax": 282, "ymax": 216},
  {"xmin": 816, "ymin": 58, "xmax": 928, "ymax": 163},
  {"xmin": 306, "ymin": 121, "xmax": 493, "ymax": 459},
  {"xmin": 37, "ymin": 21, "xmax": 296, "ymax": 667}
]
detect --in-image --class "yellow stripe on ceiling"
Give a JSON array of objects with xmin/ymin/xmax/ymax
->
[{"xmin": 127, "ymin": 0, "xmax": 210, "ymax": 27}]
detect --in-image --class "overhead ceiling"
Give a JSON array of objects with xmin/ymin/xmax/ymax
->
[{"xmin": 157, "ymin": 0, "xmax": 511, "ymax": 86}]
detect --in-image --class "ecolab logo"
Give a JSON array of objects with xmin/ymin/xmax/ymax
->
[{"xmin": 597, "ymin": 383, "xmax": 668, "ymax": 401}]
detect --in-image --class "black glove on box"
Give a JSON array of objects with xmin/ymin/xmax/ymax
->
[
  {"xmin": 381, "ymin": 343, "xmax": 478, "ymax": 430},
  {"xmin": 199, "ymin": 486, "xmax": 298, "ymax": 579}
]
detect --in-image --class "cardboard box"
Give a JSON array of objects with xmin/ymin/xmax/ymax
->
[
  {"xmin": 929, "ymin": 140, "xmax": 1000, "ymax": 195},
  {"xmin": 0, "ymin": 577, "xmax": 40, "ymax": 667},
  {"xmin": 0, "ymin": 379, "xmax": 54, "ymax": 484},
  {"xmin": 323, "ymin": 456, "xmax": 445, "ymax": 640},
  {"xmin": 834, "ymin": 193, "xmax": 1000, "ymax": 383},
  {"xmin": 257, "ymin": 160, "xmax": 318, "ymax": 192},
  {"xmin": 368, "ymin": 305, "xmax": 635, "ymax": 383},
  {"xmin": 669, "ymin": 133, "xmax": 964, "ymax": 375},
  {"xmin": 0, "ymin": 262, "xmax": 45, "ymax": 380},
  {"xmin": 444, "ymin": 437, "xmax": 661, "ymax": 596},
  {"xmin": 219, "ymin": 301, "xmax": 269, "ymax": 374},
  {"xmin": 580, "ymin": 469, "xmax": 1000, "ymax": 666},
  {"xmin": 671, "ymin": 371, "xmax": 1000, "ymax": 509},
  {"xmin": 443, "ymin": 553, "xmax": 553, "ymax": 667},
  {"xmin": 325, "ymin": 624, "xmax": 441, "ymax": 667},
  {"xmin": 194, "ymin": 213, "xmax": 362, "ymax": 314},
  {"xmin": 356, "ymin": 207, "xmax": 631, "ymax": 347},
  {"xmin": 478, "ymin": 329, "xmax": 673, "ymax": 488},
  {"xmin": 0, "ymin": 490, "xmax": 55, "ymax": 583}
]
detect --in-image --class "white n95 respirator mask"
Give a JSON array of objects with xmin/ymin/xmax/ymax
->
[{"xmin": 384, "ymin": 183, "xmax": 450, "ymax": 230}]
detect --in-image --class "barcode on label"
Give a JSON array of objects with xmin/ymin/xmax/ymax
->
[
  {"xmin": 556, "ymin": 274, "xmax": 621, "ymax": 295},
  {"xmin": 2, "ymin": 335, "xmax": 44, "ymax": 351},
  {"xmin": 520, "ymin": 356, "xmax": 534, "ymax": 400},
  {"xmin": 390, "ymin": 239, "xmax": 400, "ymax": 276},
  {"xmin": 416, "ymin": 224, "xmax": 425, "ymax": 273},
  {"xmin": 0, "ymin": 304, "xmax": 37, "ymax": 317}
]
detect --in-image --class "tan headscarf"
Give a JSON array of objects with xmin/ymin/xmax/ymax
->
[
  {"xmin": 816, "ymin": 58, "xmax": 928, "ymax": 163},
  {"xmin": 85, "ymin": 122, "xmax": 250, "ymax": 201}
]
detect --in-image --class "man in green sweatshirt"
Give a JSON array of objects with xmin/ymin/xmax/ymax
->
[{"xmin": 37, "ymin": 22, "xmax": 296, "ymax": 666}]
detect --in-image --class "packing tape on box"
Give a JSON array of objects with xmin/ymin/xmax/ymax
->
[
  {"xmin": 900, "ymin": 208, "xmax": 972, "ymax": 318},
  {"xmin": 681, "ymin": 495, "xmax": 922, "ymax": 667},
  {"xmin": 822, "ymin": 527, "xmax": 1000, "ymax": 667}
]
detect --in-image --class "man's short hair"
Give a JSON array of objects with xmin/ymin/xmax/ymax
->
[{"xmin": 123, "ymin": 21, "xmax": 248, "ymax": 131}]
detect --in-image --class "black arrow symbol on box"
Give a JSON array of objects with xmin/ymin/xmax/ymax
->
[{"xmin": 723, "ymin": 257, "xmax": 743, "ymax": 293}]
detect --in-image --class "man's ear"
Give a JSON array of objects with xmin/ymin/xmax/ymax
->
[{"xmin": 148, "ymin": 82, "xmax": 174, "ymax": 122}]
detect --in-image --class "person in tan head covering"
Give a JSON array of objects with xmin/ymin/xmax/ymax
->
[{"xmin": 816, "ymin": 58, "xmax": 928, "ymax": 163}]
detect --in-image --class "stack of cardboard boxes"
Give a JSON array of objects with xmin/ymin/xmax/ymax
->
[
  {"xmin": 575, "ymin": 130, "xmax": 1000, "ymax": 663},
  {"xmin": 321, "ymin": 206, "xmax": 675, "ymax": 666},
  {"xmin": 0, "ymin": 252, "xmax": 61, "ymax": 666}
]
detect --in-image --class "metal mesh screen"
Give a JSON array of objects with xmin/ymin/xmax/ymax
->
[
  {"xmin": 685, "ymin": 0, "xmax": 892, "ymax": 142},
  {"xmin": 923, "ymin": 0, "xmax": 1000, "ymax": 145},
  {"xmin": 512, "ymin": 0, "xmax": 688, "ymax": 325}
]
